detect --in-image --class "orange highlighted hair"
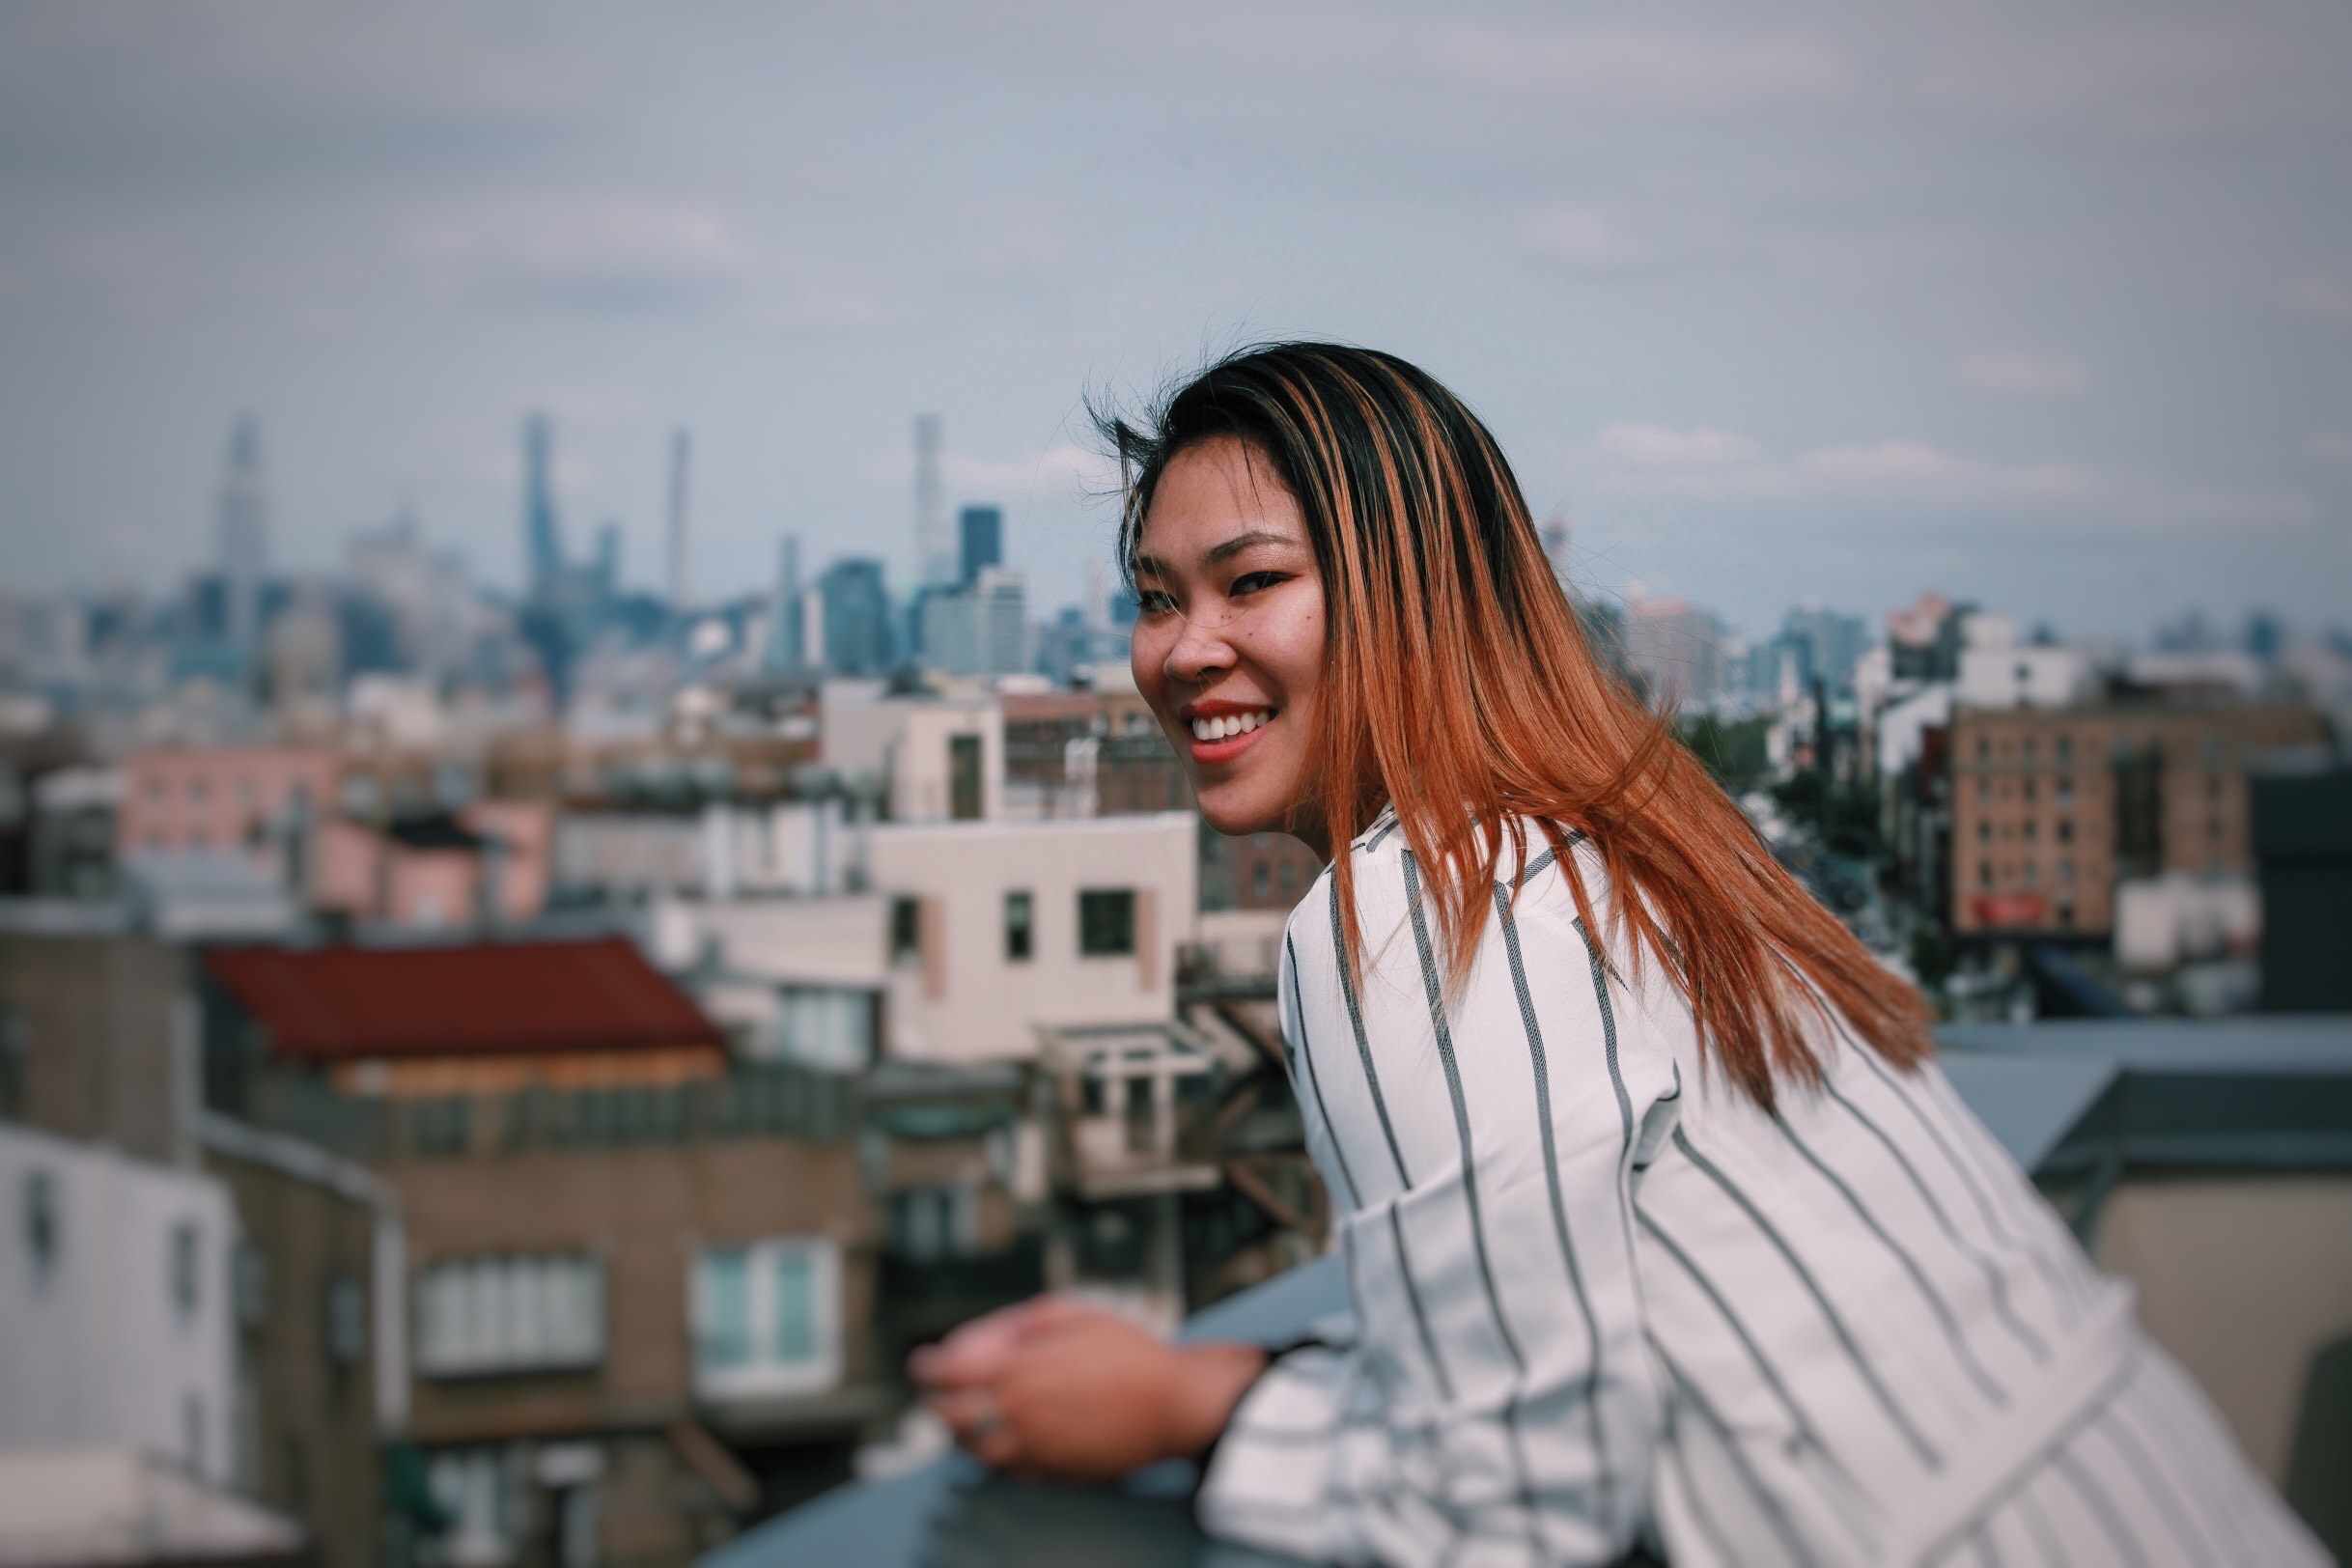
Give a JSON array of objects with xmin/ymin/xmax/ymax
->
[{"xmin": 1101, "ymin": 343, "xmax": 1930, "ymax": 1106}]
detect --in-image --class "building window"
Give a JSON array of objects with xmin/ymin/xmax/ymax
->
[
  {"xmin": 0, "ymin": 1003, "xmax": 25, "ymax": 1120},
  {"xmin": 889, "ymin": 1185, "xmax": 982, "ymax": 1265},
  {"xmin": 889, "ymin": 898, "xmax": 920, "ymax": 965},
  {"xmin": 2058, "ymin": 904, "xmax": 2076, "ymax": 931},
  {"xmin": 1975, "ymin": 737, "xmax": 1990, "ymax": 762},
  {"xmin": 2022, "ymin": 737, "xmax": 2036, "ymax": 763},
  {"xmin": 2057, "ymin": 819, "xmax": 2074, "ymax": 844},
  {"xmin": 2208, "ymin": 815, "xmax": 2224, "ymax": 843},
  {"xmin": 1004, "ymin": 891, "xmax": 1033, "ymax": 962},
  {"xmin": 171, "ymin": 1223, "xmax": 200, "ymax": 1322},
  {"xmin": 1978, "ymin": 861, "xmax": 1994, "ymax": 890},
  {"xmin": 235, "ymin": 1244, "xmax": 269, "ymax": 1330},
  {"xmin": 2057, "ymin": 735, "xmax": 2074, "ymax": 765},
  {"xmin": 762, "ymin": 987, "xmax": 876, "ymax": 1073},
  {"xmin": 325, "ymin": 1272, "xmax": 366, "ymax": 1367},
  {"xmin": 2057, "ymin": 778, "xmax": 2075, "ymax": 807},
  {"xmin": 1078, "ymin": 889, "xmax": 1136, "ymax": 957},
  {"xmin": 415, "ymin": 1254, "xmax": 605, "ymax": 1377},
  {"xmin": 2058, "ymin": 858, "xmax": 2076, "ymax": 884},
  {"xmin": 1976, "ymin": 822, "xmax": 1990, "ymax": 845},
  {"xmin": 2022, "ymin": 778, "xmax": 2036, "ymax": 803},
  {"xmin": 1976, "ymin": 779, "xmax": 1991, "ymax": 804},
  {"xmin": 2206, "ymin": 773, "xmax": 2223, "ymax": 801},
  {"xmin": 949, "ymin": 734, "xmax": 984, "ymax": 822},
  {"xmin": 691, "ymin": 1237, "xmax": 841, "ymax": 1400},
  {"xmin": 2023, "ymin": 819, "xmax": 2037, "ymax": 843},
  {"xmin": 22, "ymin": 1171, "xmax": 56, "ymax": 1278},
  {"xmin": 2021, "ymin": 861, "xmax": 2037, "ymax": 886},
  {"xmin": 1251, "ymin": 861, "xmax": 1271, "ymax": 900}
]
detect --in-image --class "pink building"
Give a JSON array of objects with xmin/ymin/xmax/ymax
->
[
  {"xmin": 117, "ymin": 746, "xmax": 338, "ymax": 856},
  {"xmin": 311, "ymin": 800, "xmax": 552, "ymax": 930}
]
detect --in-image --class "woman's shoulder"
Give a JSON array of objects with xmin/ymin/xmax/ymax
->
[{"xmin": 1284, "ymin": 808, "xmax": 1610, "ymax": 955}]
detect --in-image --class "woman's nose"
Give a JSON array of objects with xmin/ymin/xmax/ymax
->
[{"xmin": 1162, "ymin": 613, "xmax": 1235, "ymax": 686}]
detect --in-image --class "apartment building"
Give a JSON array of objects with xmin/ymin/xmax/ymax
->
[
  {"xmin": 118, "ymin": 746, "xmax": 337, "ymax": 859},
  {"xmin": 1948, "ymin": 697, "xmax": 2327, "ymax": 938},
  {"xmin": 199, "ymin": 938, "xmax": 878, "ymax": 1566},
  {"xmin": 0, "ymin": 1123, "xmax": 238, "ymax": 1489},
  {"xmin": 0, "ymin": 919, "xmax": 394, "ymax": 1567},
  {"xmin": 867, "ymin": 812, "xmax": 1196, "ymax": 1066}
]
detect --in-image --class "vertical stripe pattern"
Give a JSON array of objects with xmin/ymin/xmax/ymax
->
[{"xmin": 1198, "ymin": 824, "xmax": 2326, "ymax": 1568}]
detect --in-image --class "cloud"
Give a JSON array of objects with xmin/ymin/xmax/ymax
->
[
  {"xmin": 406, "ymin": 195, "xmax": 756, "ymax": 311},
  {"xmin": 1595, "ymin": 423, "xmax": 1764, "ymax": 468},
  {"xmin": 1577, "ymin": 423, "xmax": 2312, "ymax": 530},
  {"xmin": 1426, "ymin": 24, "xmax": 1850, "ymax": 112},
  {"xmin": 2290, "ymin": 278, "xmax": 2352, "ymax": 326},
  {"xmin": 1522, "ymin": 208, "xmax": 1660, "ymax": 274},
  {"xmin": 2311, "ymin": 429, "xmax": 2352, "ymax": 468},
  {"xmin": 1958, "ymin": 350, "xmax": 2091, "ymax": 399},
  {"xmin": 873, "ymin": 443, "xmax": 1121, "ymax": 505}
]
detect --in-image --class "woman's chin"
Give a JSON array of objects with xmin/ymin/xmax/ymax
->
[{"xmin": 1195, "ymin": 788, "xmax": 1285, "ymax": 841}]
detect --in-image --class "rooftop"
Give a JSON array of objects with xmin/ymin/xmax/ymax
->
[{"xmin": 204, "ymin": 936, "xmax": 722, "ymax": 1061}]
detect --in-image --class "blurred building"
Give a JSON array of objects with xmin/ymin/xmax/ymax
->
[
  {"xmin": 957, "ymin": 506, "xmax": 1001, "ymax": 587},
  {"xmin": 0, "ymin": 1123, "xmax": 239, "ymax": 1484},
  {"xmin": 217, "ymin": 417, "xmax": 270, "ymax": 667},
  {"xmin": 2253, "ymin": 761, "xmax": 2352, "ymax": 1013},
  {"xmin": 0, "ymin": 917, "xmax": 392, "ymax": 1567},
  {"xmin": 817, "ymin": 561, "xmax": 891, "ymax": 677},
  {"xmin": 199, "ymin": 937, "xmax": 875, "ymax": 1563},
  {"xmin": 1622, "ymin": 597, "xmax": 1727, "ymax": 710},
  {"xmin": 1948, "ymin": 696, "xmax": 2327, "ymax": 940},
  {"xmin": 915, "ymin": 569, "xmax": 1027, "ymax": 681}
]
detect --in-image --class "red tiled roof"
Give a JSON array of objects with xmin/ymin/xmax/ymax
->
[{"xmin": 203, "ymin": 938, "xmax": 722, "ymax": 1061}]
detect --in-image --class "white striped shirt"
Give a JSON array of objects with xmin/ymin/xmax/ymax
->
[{"xmin": 1197, "ymin": 814, "xmax": 2325, "ymax": 1567}]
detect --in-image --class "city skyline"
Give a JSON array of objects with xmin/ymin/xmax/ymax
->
[{"xmin": 0, "ymin": 4, "xmax": 2347, "ymax": 638}]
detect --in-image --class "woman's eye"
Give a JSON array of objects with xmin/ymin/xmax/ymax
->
[
  {"xmin": 1135, "ymin": 590, "xmax": 1179, "ymax": 614},
  {"xmin": 1230, "ymin": 572, "xmax": 1287, "ymax": 596}
]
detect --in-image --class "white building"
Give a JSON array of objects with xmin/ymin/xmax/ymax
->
[
  {"xmin": 918, "ymin": 568, "xmax": 1030, "ymax": 680},
  {"xmin": 868, "ymin": 813, "xmax": 1196, "ymax": 1063},
  {"xmin": 648, "ymin": 812, "xmax": 1196, "ymax": 1068},
  {"xmin": 822, "ymin": 688, "xmax": 1004, "ymax": 824},
  {"xmin": 0, "ymin": 1125, "xmax": 238, "ymax": 1489},
  {"xmin": 1954, "ymin": 615, "xmax": 2094, "ymax": 710}
]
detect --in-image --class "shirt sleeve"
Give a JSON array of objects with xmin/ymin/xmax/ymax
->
[{"xmin": 1196, "ymin": 840, "xmax": 1679, "ymax": 1567}]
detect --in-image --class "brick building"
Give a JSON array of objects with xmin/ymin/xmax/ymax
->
[
  {"xmin": 200, "ymin": 938, "xmax": 879, "ymax": 1566},
  {"xmin": 1948, "ymin": 697, "xmax": 2327, "ymax": 939}
]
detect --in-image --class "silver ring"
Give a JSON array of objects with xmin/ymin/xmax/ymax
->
[{"xmin": 965, "ymin": 1390, "xmax": 1003, "ymax": 1441}]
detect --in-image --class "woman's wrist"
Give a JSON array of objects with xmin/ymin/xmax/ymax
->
[{"xmin": 1162, "ymin": 1341, "xmax": 1272, "ymax": 1460}]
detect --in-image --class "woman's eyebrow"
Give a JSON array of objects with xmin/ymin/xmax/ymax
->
[{"xmin": 1201, "ymin": 528, "xmax": 1303, "ymax": 567}]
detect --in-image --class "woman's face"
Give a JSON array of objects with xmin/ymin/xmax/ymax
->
[{"xmin": 1130, "ymin": 436, "xmax": 1330, "ymax": 855}]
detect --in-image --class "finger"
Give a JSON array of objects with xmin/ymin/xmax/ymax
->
[
  {"xmin": 916, "ymin": 1302, "xmax": 1048, "ymax": 1382},
  {"xmin": 914, "ymin": 1296, "xmax": 1094, "ymax": 1386},
  {"xmin": 925, "ymin": 1387, "xmax": 998, "ymax": 1444},
  {"xmin": 969, "ymin": 1422, "xmax": 1023, "ymax": 1472}
]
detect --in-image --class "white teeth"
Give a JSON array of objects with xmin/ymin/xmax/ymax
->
[{"xmin": 1190, "ymin": 710, "xmax": 1272, "ymax": 742}]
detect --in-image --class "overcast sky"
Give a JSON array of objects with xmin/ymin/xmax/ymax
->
[{"xmin": 1, "ymin": 1, "xmax": 2347, "ymax": 640}]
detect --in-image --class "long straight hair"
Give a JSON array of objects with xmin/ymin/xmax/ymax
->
[{"xmin": 1101, "ymin": 342, "xmax": 1931, "ymax": 1106}]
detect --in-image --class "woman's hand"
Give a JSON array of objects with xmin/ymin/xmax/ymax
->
[{"xmin": 909, "ymin": 1296, "xmax": 1269, "ymax": 1484}]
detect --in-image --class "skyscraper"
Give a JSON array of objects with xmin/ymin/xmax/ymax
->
[
  {"xmin": 216, "ymin": 415, "xmax": 268, "ymax": 658},
  {"xmin": 820, "ymin": 558, "xmax": 892, "ymax": 675},
  {"xmin": 959, "ymin": 505, "xmax": 1002, "ymax": 586},
  {"xmin": 666, "ymin": 429, "xmax": 692, "ymax": 613},
  {"xmin": 522, "ymin": 413, "xmax": 564, "ymax": 601},
  {"xmin": 913, "ymin": 414, "xmax": 953, "ymax": 589},
  {"xmin": 765, "ymin": 534, "xmax": 804, "ymax": 674}
]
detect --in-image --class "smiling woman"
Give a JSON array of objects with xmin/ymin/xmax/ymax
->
[
  {"xmin": 1127, "ymin": 445, "xmax": 1330, "ymax": 853},
  {"xmin": 909, "ymin": 344, "xmax": 2325, "ymax": 1568}
]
